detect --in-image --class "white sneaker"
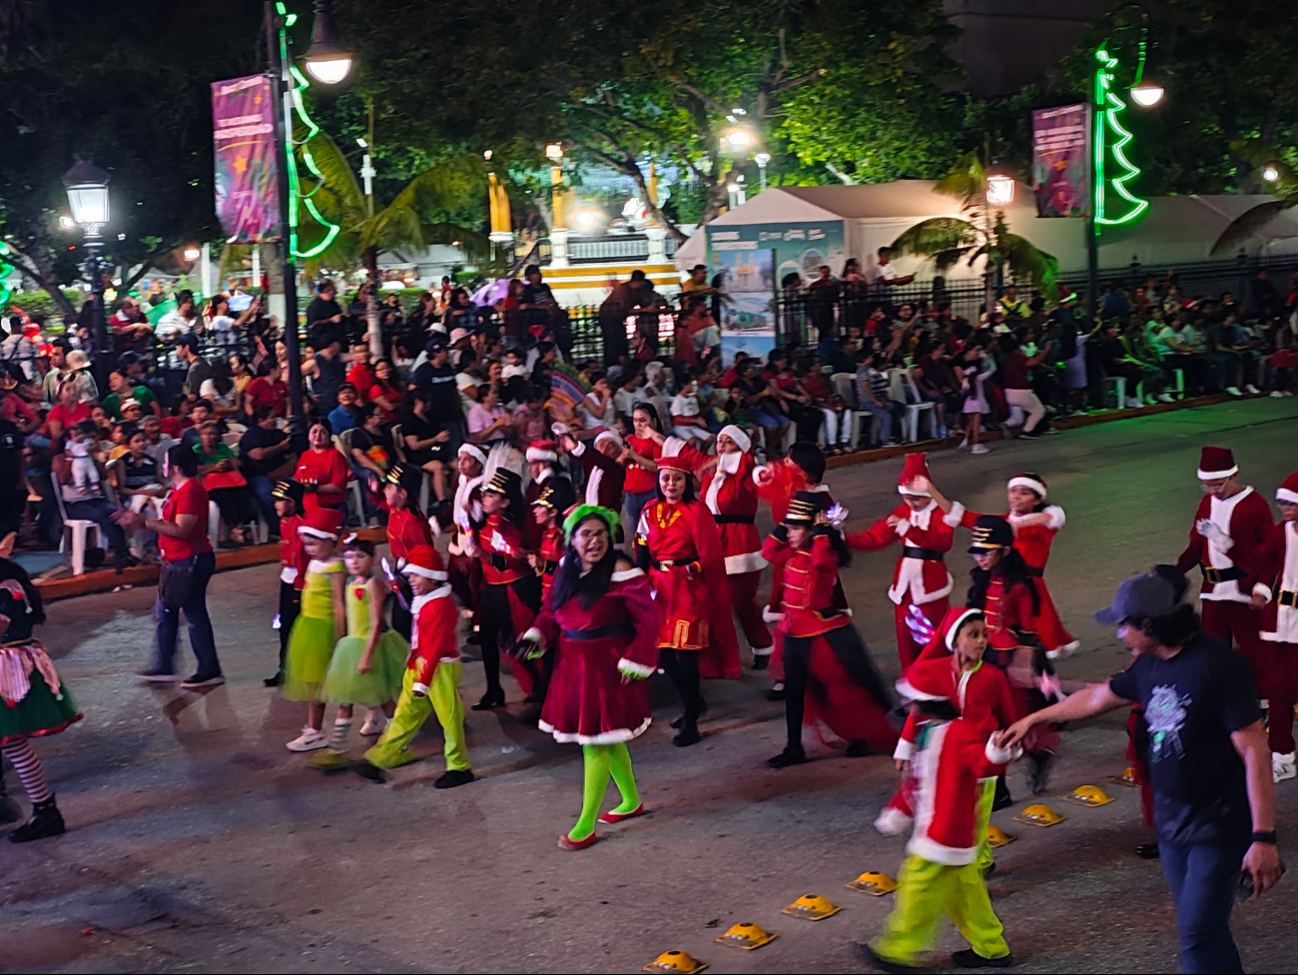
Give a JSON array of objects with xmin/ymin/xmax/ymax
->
[
  {"xmin": 1047, "ymin": 640, "xmax": 1081, "ymax": 661},
  {"xmin": 1286, "ymin": 390, "xmax": 1296, "ymax": 397},
  {"xmin": 958, "ymin": 437, "xmax": 969, "ymax": 450},
  {"xmin": 970, "ymin": 443, "xmax": 989, "ymax": 455},
  {"xmin": 1244, "ymin": 384, "xmax": 1260, "ymax": 394},
  {"xmin": 1226, "ymin": 386, "xmax": 1242, "ymax": 396},
  {"xmin": 1273, "ymin": 751, "xmax": 1296, "ymax": 783},
  {"xmin": 359, "ymin": 712, "xmax": 387, "ymax": 737},
  {"xmin": 1125, "ymin": 397, "xmax": 1142, "ymax": 408},
  {"xmin": 1272, "ymin": 390, "xmax": 1287, "ymax": 398},
  {"xmin": 1159, "ymin": 393, "xmax": 1174, "ymax": 403},
  {"xmin": 286, "ymin": 727, "xmax": 328, "ymax": 752}
]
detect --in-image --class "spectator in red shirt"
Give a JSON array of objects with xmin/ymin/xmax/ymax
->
[
  {"xmin": 294, "ymin": 421, "xmax": 349, "ymax": 512},
  {"xmin": 367, "ymin": 358, "xmax": 403, "ymax": 424},
  {"xmin": 118, "ymin": 444, "xmax": 224, "ymax": 687},
  {"xmin": 46, "ymin": 380, "xmax": 92, "ymax": 440},
  {"xmin": 345, "ymin": 340, "xmax": 375, "ymax": 404},
  {"xmin": 244, "ymin": 361, "xmax": 289, "ymax": 418}
]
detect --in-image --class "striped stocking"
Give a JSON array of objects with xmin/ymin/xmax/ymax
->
[{"xmin": 1, "ymin": 740, "xmax": 50, "ymax": 803}]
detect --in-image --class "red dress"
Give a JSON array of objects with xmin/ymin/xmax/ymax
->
[
  {"xmin": 761, "ymin": 532, "xmax": 897, "ymax": 752},
  {"xmin": 978, "ymin": 574, "xmax": 1059, "ymax": 754},
  {"xmin": 957, "ymin": 504, "xmax": 1076, "ymax": 654},
  {"xmin": 847, "ymin": 500, "xmax": 955, "ymax": 668},
  {"xmin": 635, "ymin": 498, "xmax": 741, "ymax": 679},
  {"xmin": 532, "ymin": 567, "xmax": 665, "ymax": 743},
  {"xmin": 667, "ymin": 440, "xmax": 772, "ymax": 653}
]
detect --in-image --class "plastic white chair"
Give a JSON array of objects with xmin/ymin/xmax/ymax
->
[
  {"xmin": 51, "ymin": 466, "xmax": 102, "ymax": 576},
  {"xmin": 894, "ymin": 371, "xmax": 935, "ymax": 442},
  {"xmin": 1103, "ymin": 376, "xmax": 1127, "ymax": 410},
  {"xmin": 335, "ymin": 429, "xmax": 367, "ymax": 527}
]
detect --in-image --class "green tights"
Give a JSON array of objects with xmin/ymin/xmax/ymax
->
[{"xmin": 569, "ymin": 742, "xmax": 640, "ymax": 842}]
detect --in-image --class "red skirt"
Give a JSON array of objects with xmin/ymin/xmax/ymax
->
[
  {"xmin": 1032, "ymin": 577, "xmax": 1076, "ymax": 653},
  {"xmin": 539, "ymin": 635, "xmax": 654, "ymax": 744},
  {"xmin": 796, "ymin": 626, "xmax": 898, "ymax": 754},
  {"xmin": 651, "ymin": 565, "xmax": 711, "ymax": 650}
]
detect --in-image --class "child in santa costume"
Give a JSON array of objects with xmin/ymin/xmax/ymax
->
[
  {"xmin": 659, "ymin": 423, "xmax": 774, "ymax": 668},
  {"xmin": 1174, "ymin": 445, "xmax": 1273, "ymax": 719},
  {"xmin": 964, "ymin": 514, "xmax": 1059, "ymax": 799},
  {"xmin": 466, "ymin": 468, "xmax": 544, "ymax": 711},
  {"xmin": 381, "ymin": 463, "xmax": 437, "ymax": 641},
  {"xmin": 530, "ymin": 478, "xmax": 576, "ymax": 603},
  {"xmin": 923, "ymin": 470, "xmax": 1078, "ymax": 660},
  {"xmin": 562, "ymin": 430, "xmax": 627, "ymax": 532},
  {"xmin": 865, "ymin": 666, "xmax": 1019, "ymax": 972},
  {"xmin": 354, "ymin": 544, "xmax": 474, "ymax": 788},
  {"xmin": 445, "ymin": 446, "xmax": 486, "ymax": 641},
  {"xmin": 521, "ymin": 505, "xmax": 664, "ymax": 850},
  {"xmin": 635, "ymin": 453, "xmax": 741, "ymax": 746},
  {"xmin": 282, "ymin": 507, "xmax": 347, "ymax": 752},
  {"xmin": 266, "ymin": 478, "xmax": 307, "ymax": 687},
  {"xmin": 524, "ymin": 439, "xmax": 568, "ymax": 549},
  {"xmin": 877, "ymin": 608, "xmax": 1017, "ymax": 877},
  {"xmin": 1244, "ymin": 470, "xmax": 1298, "ymax": 782},
  {"xmin": 0, "ymin": 548, "xmax": 80, "ymax": 842},
  {"xmin": 846, "ymin": 453, "xmax": 955, "ymax": 669},
  {"xmin": 761, "ymin": 492, "xmax": 896, "ymax": 768}
]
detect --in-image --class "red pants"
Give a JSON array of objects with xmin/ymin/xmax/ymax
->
[
  {"xmin": 894, "ymin": 597, "xmax": 948, "ymax": 670},
  {"xmin": 1257, "ymin": 641, "xmax": 1298, "ymax": 755},
  {"xmin": 729, "ymin": 570, "xmax": 773, "ymax": 655}
]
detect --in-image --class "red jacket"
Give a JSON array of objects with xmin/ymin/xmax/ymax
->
[
  {"xmin": 894, "ymin": 656, "xmax": 1016, "ymax": 762},
  {"xmin": 980, "ymin": 575, "xmax": 1038, "ymax": 651},
  {"xmin": 761, "ymin": 532, "xmax": 847, "ymax": 638},
  {"xmin": 1175, "ymin": 487, "xmax": 1273, "ymax": 604},
  {"xmin": 668, "ymin": 439, "xmax": 765, "ymax": 574},
  {"xmin": 537, "ymin": 525, "xmax": 565, "ymax": 601},
  {"xmin": 386, "ymin": 506, "xmax": 436, "ymax": 565},
  {"xmin": 1248, "ymin": 521, "xmax": 1298, "ymax": 643},
  {"xmin": 909, "ymin": 717, "xmax": 1015, "ymax": 865},
  {"xmin": 847, "ymin": 500, "xmax": 954, "ymax": 606},
  {"xmin": 530, "ymin": 566, "xmax": 663, "ymax": 677},
  {"xmin": 278, "ymin": 513, "xmax": 307, "ymax": 590},
  {"xmin": 570, "ymin": 440, "xmax": 625, "ymax": 511},
  {"xmin": 472, "ymin": 514, "xmax": 532, "ymax": 585},
  {"xmin": 407, "ymin": 584, "xmax": 459, "ymax": 694}
]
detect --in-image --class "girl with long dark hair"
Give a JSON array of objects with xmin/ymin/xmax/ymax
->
[{"xmin": 521, "ymin": 505, "xmax": 663, "ymax": 850}]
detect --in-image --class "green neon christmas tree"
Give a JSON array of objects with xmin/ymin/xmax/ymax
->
[{"xmin": 1093, "ymin": 48, "xmax": 1149, "ymax": 226}]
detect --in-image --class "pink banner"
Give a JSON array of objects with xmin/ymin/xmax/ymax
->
[
  {"xmin": 212, "ymin": 74, "xmax": 280, "ymax": 242},
  {"xmin": 1032, "ymin": 104, "xmax": 1091, "ymax": 218}
]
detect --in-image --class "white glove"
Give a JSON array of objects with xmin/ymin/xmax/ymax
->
[{"xmin": 1196, "ymin": 519, "xmax": 1234, "ymax": 552}]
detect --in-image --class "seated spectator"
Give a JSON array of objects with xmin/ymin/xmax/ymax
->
[
  {"xmin": 399, "ymin": 388, "xmax": 451, "ymax": 501},
  {"xmin": 102, "ymin": 368, "xmax": 159, "ymax": 421},
  {"xmin": 346, "ymin": 340, "xmax": 375, "ymax": 402},
  {"xmin": 199, "ymin": 356, "xmax": 241, "ymax": 417},
  {"xmin": 228, "ymin": 354, "xmax": 255, "ymax": 411},
  {"xmin": 581, "ymin": 373, "xmax": 616, "ymax": 430},
  {"xmin": 766, "ymin": 350, "xmax": 821, "ymax": 444},
  {"xmin": 244, "ymin": 360, "xmax": 289, "ymax": 418},
  {"xmin": 0, "ymin": 363, "xmax": 38, "ymax": 432},
  {"xmin": 1090, "ymin": 320, "xmax": 1146, "ymax": 408},
  {"xmin": 112, "ymin": 428, "xmax": 166, "ymax": 559},
  {"xmin": 194, "ymin": 421, "xmax": 256, "ymax": 545},
  {"xmin": 802, "ymin": 360, "xmax": 851, "ymax": 454},
  {"xmin": 348, "ymin": 402, "xmax": 394, "ymax": 490},
  {"xmin": 302, "ymin": 337, "xmax": 346, "ymax": 417},
  {"xmin": 46, "ymin": 379, "xmax": 92, "ymax": 441},
  {"xmin": 51, "ymin": 420, "xmax": 134, "ymax": 570},
  {"xmin": 855, "ymin": 352, "xmax": 905, "ymax": 447},
  {"xmin": 512, "ymin": 384, "xmax": 549, "ymax": 444},
  {"xmin": 327, "ymin": 382, "xmax": 363, "ymax": 434},
  {"xmin": 180, "ymin": 400, "xmax": 216, "ymax": 449},
  {"xmin": 466, "ymin": 382, "xmax": 510, "ymax": 445},
  {"xmin": 367, "ymin": 358, "xmax": 403, "ymax": 424},
  {"xmin": 999, "ymin": 333, "xmax": 1050, "ymax": 438},
  {"xmin": 910, "ymin": 337, "xmax": 952, "ymax": 437},
  {"xmin": 238, "ymin": 406, "xmax": 295, "ymax": 534},
  {"xmin": 140, "ymin": 414, "xmax": 176, "ymax": 467},
  {"xmin": 294, "ymin": 420, "xmax": 350, "ymax": 513},
  {"xmin": 1154, "ymin": 314, "xmax": 1209, "ymax": 394},
  {"xmin": 670, "ymin": 370, "xmax": 713, "ymax": 446},
  {"xmin": 728, "ymin": 357, "xmax": 789, "ymax": 458}
]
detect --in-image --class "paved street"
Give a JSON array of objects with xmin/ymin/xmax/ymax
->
[{"xmin": 4, "ymin": 397, "xmax": 1298, "ymax": 975}]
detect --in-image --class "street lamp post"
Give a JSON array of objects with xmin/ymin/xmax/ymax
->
[
  {"xmin": 546, "ymin": 143, "xmax": 569, "ymax": 268},
  {"xmin": 263, "ymin": 0, "xmax": 351, "ymax": 446},
  {"xmin": 755, "ymin": 152, "xmax": 771, "ymax": 192},
  {"xmin": 62, "ymin": 155, "xmax": 111, "ymax": 392}
]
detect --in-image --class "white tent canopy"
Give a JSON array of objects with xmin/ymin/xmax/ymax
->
[{"xmin": 676, "ymin": 181, "xmax": 1298, "ymax": 281}]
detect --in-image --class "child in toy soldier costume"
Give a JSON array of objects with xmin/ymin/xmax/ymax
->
[
  {"xmin": 530, "ymin": 478, "xmax": 576, "ymax": 603},
  {"xmin": 265, "ymin": 478, "xmax": 307, "ymax": 687},
  {"xmin": 354, "ymin": 544, "xmax": 473, "ymax": 788},
  {"xmin": 761, "ymin": 492, "xmax": 896, "ymax": 768}
]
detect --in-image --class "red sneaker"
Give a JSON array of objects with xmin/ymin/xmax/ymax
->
[{"xmin": 597, "ymin": 804, "xmax": 647, "ymax": 825}]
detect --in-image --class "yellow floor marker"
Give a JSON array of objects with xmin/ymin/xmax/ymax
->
[
  {"xmin": 1014, "ymin": 803, "xmax": 1065, "ymax": 827},
  {"xmin": 1109, "ymin": 767, "xmax": 1137, "ymax": 787},
  {"xmin": 1065, "ymin": 784, "xmax": 1114, "ymax": 807},
  {"xmin": 643, "ymin": 950, "xmax": 707, "ymax": 974},
  {"xmin": 985, "ymin": 825, "xmax": 1015, "ymax": 848},
  {"xmin": 715, "ymin": 922, "xmax": 778, "ymax": 950},
  {"xmin": 781, "ymin": 894, "xmax": 843, "ymax": 921},
  {"xmin": 846, "ymin": 871, "xmax": 897, "ymax": 896}
]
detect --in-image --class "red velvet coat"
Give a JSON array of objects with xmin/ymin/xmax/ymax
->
[
  {"xmin": 278, "ymin": 513, "xmax": 307, "ymax": 590},
  {"xmin": 537, "ymin": 525, "xmax": 565, "ymax": 602},
  {"xmin": 471, "ymin": 514, "xmax": 533, "ymax": 586},
  {"xmin": 894, "ymin": 657, "xmax": 1017, "ymax": 762},
  {"xmin": 760, "ymin": 532, "xmax": 847, "ymax": 638},
  {"xmin": 669, "ymin": 439, "xmax": 765, "ymax": 574},
  {"xmin": 571, "ymin": 440, "xmax": 626, "ymax": 511},
  {"xmin": 1248, "ymin": 521, "xmax": 1298, "ymax": 643},
  {"xmin": 406, "ymin": 584, "xmax": 459, "ymax": 694},
  {"xmin": 1175, "ymin": 487, "xmax": 1273, "ymax": 604},
  {"xmin": 846, "ymin": 500, "xmax": 954, "ymax": 606}
]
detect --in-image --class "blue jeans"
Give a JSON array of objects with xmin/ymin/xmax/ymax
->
[
  {"xmin": 152, "ymin": 550, "xmax": 221, "ymax": 677},
  {"xmin": 65, "ymin": 497, "xmax": 130, "ymax": 560},
  {"xmin": 1159, "ymin": 838, "xmax": 1249, "ymax": 974},
  {"xmin": 862, "ymin": 401, "xmax": 903, "ymax": 444},
  {"xmin": 247, "ymin": 475, "xmax": 280, "ymax": 535},
  {"xmin": 624, "ymin": 489, "xmax": 656, "ymax": 543}
]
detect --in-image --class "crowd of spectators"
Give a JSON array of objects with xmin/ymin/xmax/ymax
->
[{"xmin": 0, "ymin": 260, "xmax": 1294, "ymax": 571}]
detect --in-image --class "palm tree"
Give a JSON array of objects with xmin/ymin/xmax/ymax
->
[
  {"xmin": 889, "ymin": 153, "xmax": 1058, "ymax": 315},
  {"xmin": 295, "ymin": 128, "xmax": 490, "ymax": 357}
]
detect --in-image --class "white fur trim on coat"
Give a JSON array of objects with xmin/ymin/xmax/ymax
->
[
  {"xmin": 617, "ymin": 658, "xmax": 656, "ymax": 678},
  {"xmin": 893, "ymin": 737, "xmax": 915, "ymax": 762},
  {"xmin": 762, "ymin": 606, "xmax": 784, "ymax": 623},
  {"xmin": 725, "ymin": 551, "xmax": 768, "ymax": 574},
  {"xmin": 985, "ymin": 738, "xmax": 1020, "ymax": 766},
  {"xmin": 907, "ymin": 834, "xmax": 979, "ymax": 867},
  {"xmin": 874, "ymin": 806, "xmax": 913, "ymax": 836},
  {"xmin": 1043, "ymin": 505, "xmax": 1066, "ymax": 531},
  {"xmin": 611, "ymin": 568, "xmax": 645, "ymax": 582},
  {"xmin": 521, "ymin": 626, "xmax": 543, "ymax": 645},
  {"xmin": 942, "ymin": 501, "xmax": 966, "ymax": 528},
  {"xmin": 539, "ymin": 716, "xmax": 652, "ymax": 745},
  {"xmin": 895, "ymin": 678, "xmax": 946, "ymax": 702},
  {"xmin": 894, "ymin": 518, "xmax": 911, "ymax": 536}
]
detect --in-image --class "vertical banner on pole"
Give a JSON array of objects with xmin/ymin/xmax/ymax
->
[
  {"xmin": 212, "ymin": 74, "xmax": 280, "ymax": 242},
  {"xmin": 1032, "ymin": 104, "xmax": 1092, "ymax": 218}
]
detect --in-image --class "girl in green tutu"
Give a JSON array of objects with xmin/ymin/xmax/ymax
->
[
  {"xmin": 313, "ymin": 535, "xmax": 407, "ymax": 768},
  {"xmin": 283, "ymin": 507, "xmax": 346, "ymax": 752}
]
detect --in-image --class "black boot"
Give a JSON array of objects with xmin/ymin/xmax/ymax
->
[
  {"xmin": 1135, "ymin": 843, "xmax": 1161, "ymax": 860},
  {"xmin": 263, "ymin": 672, "xmax": 283, "ymax": 688},
  {"xmin": 992, "ymin": 775, "xmax": 1013, "ymax": 812},
  {"xmin": 765, "ymin": 681, "xmax": 786, "ymax": 702},
  {"xmin": 471, "ymin": 688, "xmax": 506, "ymax": 711},
  {"xmin": 844, "ymin": 740, "xmax": 873, "ymax": 758},
  {"xmin": 669, "ymin": 698, "xmax": 707, "ymax": 729},
  {"xmin": 672, "ymin": 722, "xmax": 702, "ymax": 747},
  {"xmin": 1027, "ymin": 751, "xmax": 1054, "ymax": 796},
  {"xmin": 9, "ymin": 796, "xmax": 65, "ymax": 843},
  {"xmin": 767, "ymin": 745, "xmax": 808, "ymax": 768},
  {"xmin": 752, "ymin": 654, "xmax": 770, "ymax": 671},
  {"xmin": 434, "ymin": 769, "xmax": 476, "ymax": 789}
]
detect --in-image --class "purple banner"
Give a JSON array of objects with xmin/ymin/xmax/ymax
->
[
  {"xmin": 1032, "ymin": 104, "xmax": 1091, "ymax": 218},
  {"xmin": 212, "ymin": 74, "xmax": 280, "ymax": 242}
]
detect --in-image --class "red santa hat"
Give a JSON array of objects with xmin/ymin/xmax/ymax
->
[
  {"xmin": 718, "ymin": 424, "xmax": 752, "ymax": 453},
  {"xmin": 897, "ymin": 452, "xmax": 932, "ymax": 496},
  {"xmin": 915, "ymin": 606, "xmax": 986, "ymax": 660},
  {"xmin": 1006, "ymin": 471, "xmax": 1047, "ymax": 498},
  {"xmin": 458, "ymin": 442, "xmax": 487, "ymax": 466},
  {"xmin": 526, "ymin": 439, "xmax": 558, "ymax": 463},
  {"xmin": 895, "ymin": 656, "xmax": 954, "ymax": 704},
  {"xmin": 1197, "ymin": 446, "xmax": 1238, "ymax": 481},
  {"xmin": 401, "ymin": 543, "xmax": 447, "ymax": 580},
  {"xmin": 594, "ymin": 429, "xmax": 624, "ymax": 450},
  {"xmin": 297, "ymin": 506, "xmax": 345, "ymax": 540},
  {"xmin": 656, "ymin": 453, "xmax": 694, "ymax": 474},
  {"xmin": 1277, "ymin": 471, "xmax": 1298, "ymax": 505}
]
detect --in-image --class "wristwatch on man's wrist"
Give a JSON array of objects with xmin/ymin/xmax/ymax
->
[{"xmin": 1252, "ymin": 830, "xmax": 1278, "ymax": 845}]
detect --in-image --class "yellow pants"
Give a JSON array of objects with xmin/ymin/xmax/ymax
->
[
  {"xmin": 364, "ymin": 663, "xmax": 470, "ymax": 772},
  {"xmin": 870, "ymin": 853, "xmax": 1010, "ymax": 966},
  {"xmin": 976, "ymin": 777, "xmax": 995, "ymax": 872}
]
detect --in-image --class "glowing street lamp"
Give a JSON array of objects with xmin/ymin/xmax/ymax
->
[
  {"xmin": 722, "ymin": 125, "xmax": 755, "ymax": 154},
  {"xmin": 985, "ymin": 169, "xmax": 1016, "ymax": 206},
  {"xmin": 302, "ymin": 0, "xmax": 352, "ymax": 85},
  {"xmin": 62, "ymin": 154, "xmax": 111, "ymax": 388},
  {"xmin": 1262, "ymin": 163, "xmax": 1281, "ymax": 184},
  {"xmin": 1129, "ymin": 78, "xmax": 1165, "ymax": 108},
  {"xmin": 755, "ymin": 151, "xmax": 771, "ymax": 191}
]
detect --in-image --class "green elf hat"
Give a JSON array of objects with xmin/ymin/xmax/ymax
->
[{"xmin": 562, "ymin": 503, "xmax": 620, "ymax": 537}]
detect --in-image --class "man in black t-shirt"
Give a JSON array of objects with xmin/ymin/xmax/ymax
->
[
  {"xmin": 239, "ymin": 406, "xmax": 294, "ymax": 533},
  {"xmin": 305, "ymin": 279, "xmax": 345, "ymax": 351},
  {"xmin": 410, "ymin": 337, "xmax": 462, "ymax": 441},
  {"xmin": 1001, "ymin": 571, "xmax": 1281, "ymax": 974}
]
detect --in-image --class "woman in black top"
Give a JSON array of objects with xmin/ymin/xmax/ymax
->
[{"xmin": 113, "ymin": 429, "xmax": 165, "ymax": 558}]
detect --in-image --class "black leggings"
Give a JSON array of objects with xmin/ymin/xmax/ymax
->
[
  {"xmin": 782, "ymin": 626, "xmax": 892, "ymax": 750},
  {"xmin": 208, "ymin": 486, "xmax": 255, "ymax": 528},
  {"xmin": 277, "ymin": 580, "xmax": 300, "ymax": 674},
  {"xmin": 479, "ymin": 578, "xmax": 544, "ymax": 699},
  {"xmin": 659, "ymin": 649, "xmax": 702, "ymax": 727}
]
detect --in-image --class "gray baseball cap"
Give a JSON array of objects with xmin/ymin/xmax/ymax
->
[{"xmin": 1095, "ymin": 574, "xmax": 1176, "ymax": 627}]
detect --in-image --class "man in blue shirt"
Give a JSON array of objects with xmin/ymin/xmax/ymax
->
[{"xmin": 1000, "ymin": 571, "xmax": 1282, "ymax": 974}]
